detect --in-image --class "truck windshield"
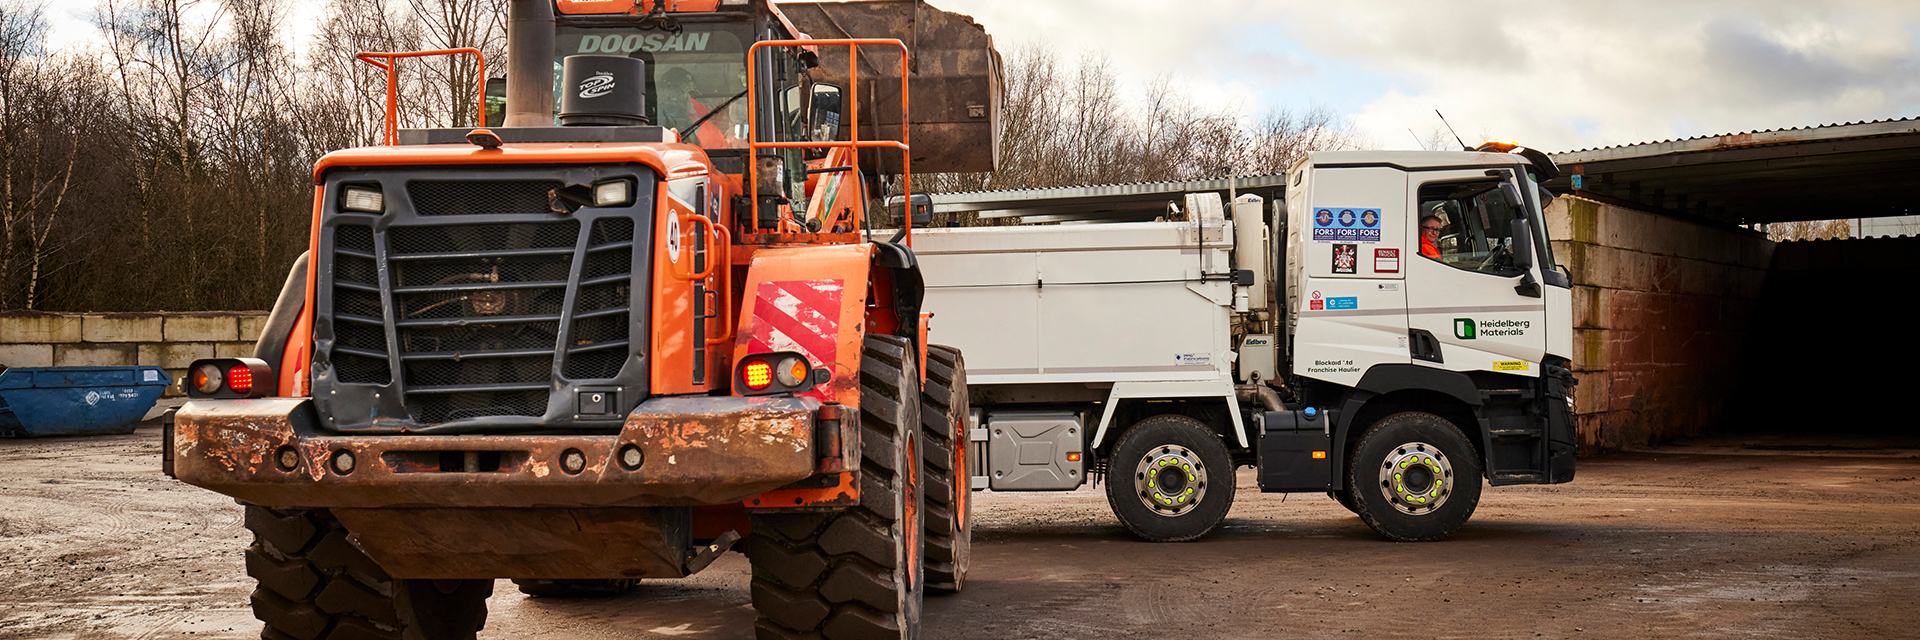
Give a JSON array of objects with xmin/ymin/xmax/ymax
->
[{"xmin": 555, "ymin": 24, "xmax": 752, "ymax": 149}]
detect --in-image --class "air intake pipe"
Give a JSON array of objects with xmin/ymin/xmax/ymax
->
[{"xmin": 505, "ymin": 0, "xmax": 555, "ymax": 127}]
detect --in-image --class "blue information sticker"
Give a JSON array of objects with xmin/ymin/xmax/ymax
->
[
  {"xmin": 1327, "ymin": 296, "xmax": 1358, "ymax": 310},
  {"xmin": 1313, "ymin": 208, "xmax": 1382, "ymax": 242}
]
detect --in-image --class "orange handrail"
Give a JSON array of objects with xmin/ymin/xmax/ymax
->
[
  {"xmin": 745, "ymin": 38, "xmax": 913, "ymax": 247},
  {"xmin": 356, "ymin": 48, "xmax": 488, "ymax": 146},
  {"xmin": 705, "ymin": 222, "xmax": 734, "ymax": 346}
]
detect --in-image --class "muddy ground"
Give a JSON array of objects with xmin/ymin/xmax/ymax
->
[{"xmin": 2, "ymin": 425, "xmax": 1917, "ymax": 639}]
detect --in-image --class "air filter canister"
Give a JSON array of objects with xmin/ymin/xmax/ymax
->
[{"xmin": 560, "ymin": 55, "xmax": 648, "ymax": 126}]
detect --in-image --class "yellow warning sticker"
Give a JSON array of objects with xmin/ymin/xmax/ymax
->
[{"xmin": 1492, "ymin": 360, "xmax": 1530, "ymax": 372}]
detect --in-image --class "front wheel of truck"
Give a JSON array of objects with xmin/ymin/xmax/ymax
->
[
  {"xmin": 1347, "ymin": 411, "xmax": 1484, "ymax": 542},
  {"xmin": 1104, "ymin": 414, "xmax": 1236, "ymax": 542},
  {"xmin": 244, "ymin": 506, "xmax": 492, "ymax": 640},
  {"xmin": 745, "ymin": 334, "xmax": 925, "ymax": 640}
]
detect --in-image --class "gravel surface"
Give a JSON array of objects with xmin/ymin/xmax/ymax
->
[{"xmin": 2, "ymin": 426, "xmax": 1916, "ymax": 639}]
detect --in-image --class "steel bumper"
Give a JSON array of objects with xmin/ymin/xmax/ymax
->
[{"xmin": 166, "ymin": 395, "xmax": 820, "ymax": 509}]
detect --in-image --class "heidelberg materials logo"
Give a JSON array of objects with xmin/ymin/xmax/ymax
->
[
  {"xmin": 578, "ymin": 72, "xmax": 616, "ymax": 99},
  {"xmin": 1453, "ymin": 318, "xmax": 1476, "ymax": 340},
  {"xmin": 1454, "ymin": 317, "xmax": 1530, "ymax": 339}
]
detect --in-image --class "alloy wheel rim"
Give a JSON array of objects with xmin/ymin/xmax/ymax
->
[
  {"xmin": 1134, "ymin": 444, "xmax": 1208, "ymax": 517},
  {"xmin": 1377, "ymin": 442, "xmax": 1454, "ymax": 515}
]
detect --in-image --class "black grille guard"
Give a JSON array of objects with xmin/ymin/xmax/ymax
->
[{"xmin": 311, "ymin": 165, "xmax": 657, "ymax": 434}]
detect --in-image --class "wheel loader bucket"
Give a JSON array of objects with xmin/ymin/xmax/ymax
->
[{"xmin": 783, "ymin": 0, "xmax": 1003, "ymax": 174}]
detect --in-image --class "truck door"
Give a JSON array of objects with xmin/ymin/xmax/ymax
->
[{"xmin": 1403, "ymin": 171, "xmax": 1547, "ymax": 374}]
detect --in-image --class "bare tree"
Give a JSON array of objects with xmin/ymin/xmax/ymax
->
[
  {"xmin": 914, "ymin": 45, "xmax": 1359, "ymax": 226},
  {"xmin": 1767, "ymin": 220, "xmax": 1852, "ymax": 242}
]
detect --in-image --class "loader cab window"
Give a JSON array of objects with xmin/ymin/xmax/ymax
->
[
  {"xmin": 1416, "ymin": 180, "xmax": 1531, "ymax": 277},
  {"xmin": 555, "ymin": 23, "xmax": 753, "ymax": 149}
]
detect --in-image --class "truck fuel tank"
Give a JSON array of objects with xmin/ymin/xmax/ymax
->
[{"xmin": 981, "ymin": 410, "xmax": 1085, "ymax": 491}]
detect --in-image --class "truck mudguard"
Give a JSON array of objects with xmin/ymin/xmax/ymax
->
[{"xmin": 1355, "ymin": 364, "xmax": 1483, "ymax": 408}]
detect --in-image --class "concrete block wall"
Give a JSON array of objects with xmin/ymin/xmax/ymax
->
[
  {"xmin": 0, "ymin": 312, "xmax": 269, "ymax": 396},
  {"xmin": 1546, "ymin": 196, "xmax": 1774, "ymax": 451}
]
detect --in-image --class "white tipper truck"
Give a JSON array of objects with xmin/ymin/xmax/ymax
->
[{"xmin": 906, "ymin": 143, "xmax": 1578, "ymax": 542}]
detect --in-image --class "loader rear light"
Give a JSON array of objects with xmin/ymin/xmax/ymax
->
[
  {"xmin": 227, "ymin": 366, "xmax": 253, "ymax": 394},
  {"xmin": 192, "ymin": 364, "xmax": 223, "ymax": 395},
  {"xmin": 742, "ymin": 361, "xmax": 774, "ymax": 390},
  {"xmin": 185, "ymin": 357, "xmax": 275, "ymax": 399},
  {"xmin": 341, "ymin": 186, "xmax": 383, "ymax": 212},
  {"xmin": 776, "ymin": 356, "xmax": 808, "ymax": 388},
  {"xmin": 735, "ymin": 351, "xmax": 824, "ymax": 396}
]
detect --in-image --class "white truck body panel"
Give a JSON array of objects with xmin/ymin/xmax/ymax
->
[
  {"xmin": 914, "ymin": 219, "xmax": 1239, "ymax": 387},
  {"xmin": 913, "ymin": 215, "xmax": 1252, "ymax": 449}
]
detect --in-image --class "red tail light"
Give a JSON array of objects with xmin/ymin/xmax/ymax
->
[
  {"xmin": 228, "ymin": 366, "xmax": 254, "ymax": 394},
  {"xmin": 742, "ymin": 361, "xmax": 774, "ymax": 390}
]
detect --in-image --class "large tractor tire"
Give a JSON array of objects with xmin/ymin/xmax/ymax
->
[
  {"xmin": 1346, "ymin": 411, "xmax": 1484, "ymax": 542},
  {"xmin": 920, "ymin": 344, "xmax": 971, "ymax": 594},
  {"xmin": 244, "ymin": 506, "xmax": 492, "ymax": 640},
  {"xmin": 745, "ymin": 334, "xmax": 925, "ymax": 640},
  {"xmin": 1104, "ymin": 414, "xmax": 1236, "ymax": 542}
]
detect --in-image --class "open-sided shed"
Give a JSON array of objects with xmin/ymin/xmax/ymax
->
[{"xmin": 1543, "ymin": 118, "xmax": 1920, "ymax": 447}]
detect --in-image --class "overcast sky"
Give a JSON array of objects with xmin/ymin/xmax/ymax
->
[
  {"xmin": 38, "ymin": 0, "xmax": 1920, "ymax": 154},
  {"xmin": 935, "ymin": 0, "xmax": 1920, "ymax": 152}
]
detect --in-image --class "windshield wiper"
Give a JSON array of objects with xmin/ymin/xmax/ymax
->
[{"xmin": 676, "ymin": 89, "xmax": 749, "ymax": 142}]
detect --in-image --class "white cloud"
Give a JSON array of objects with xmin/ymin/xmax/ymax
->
[{"xmin": 1273, "ymin": 0, "xmax": 1920, "ymax": 151}]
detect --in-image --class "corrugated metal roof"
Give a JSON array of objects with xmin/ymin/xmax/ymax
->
[
  {"xmin": 1552, "ymin": 116, "xmax": 1920, "ymax": 163},
  {"xmin": 925, "ymin": 174, "xmax": 1289, "ymax": 207}
]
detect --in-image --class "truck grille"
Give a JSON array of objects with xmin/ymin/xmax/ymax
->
[{"xmin": 318, "ymin": 172, "xmax": 650, "ymax": 430}]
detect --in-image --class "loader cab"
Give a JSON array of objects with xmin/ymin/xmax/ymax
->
[{"xmin": 545, "ymin": 2, "xmax": 834, "ymax": 217}]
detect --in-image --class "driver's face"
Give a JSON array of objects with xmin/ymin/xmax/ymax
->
[{"xmin": 1421, "ymin": 220, "xmax": 1442, "ymax": 241}]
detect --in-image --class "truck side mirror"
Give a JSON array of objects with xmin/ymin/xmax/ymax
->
[
  {"xmin": 1511, "ymin": 218, "xmax": 1535, "ymax": 271},
  {"xmin": 809, "ymin": 83, "xmax": 843, "ymax": 144}
]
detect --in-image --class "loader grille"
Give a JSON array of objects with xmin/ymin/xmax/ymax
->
[
  {"xmin": 407, "ymin": 180, "xmax": 561, "ymax": 216},
  {"xmin": 316, "ymin": 171, "xmax": 650, "ymax": 430}
]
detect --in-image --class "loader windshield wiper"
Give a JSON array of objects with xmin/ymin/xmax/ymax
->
[{"xmin": 677, "ymin": 89, "xmax": 748, "ymax": 142}]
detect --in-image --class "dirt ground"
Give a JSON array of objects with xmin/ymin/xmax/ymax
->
[{"xmin": 2, "ymin": 425, "xmax": 1917, "ymax": 639}]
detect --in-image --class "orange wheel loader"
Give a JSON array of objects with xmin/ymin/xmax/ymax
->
[{"xmin": 160, "ymin": 1, "xmax": 979, "ymax": 638}]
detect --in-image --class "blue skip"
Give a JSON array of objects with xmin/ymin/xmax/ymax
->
[{"xmin": 0, "ymin": 366, "xmax": 173, "ymax": 437}]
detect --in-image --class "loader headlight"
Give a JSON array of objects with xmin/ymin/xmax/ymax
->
[
  {"xmin": 593, "ymin": 179, "xmax": 632, "ymax": 207},
  {"xmin": 341, "ymin": 186, "xmax": 384, "ymax": 213}
]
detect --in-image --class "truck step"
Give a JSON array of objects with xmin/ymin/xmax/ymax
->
[
  {"xmin": 1490, "ymin": 471, "xmax": 1546, "ymax": 483},
  {"xmin": 1488, "ymin": 428, "xmax": 1542, "ymax": 437}
]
